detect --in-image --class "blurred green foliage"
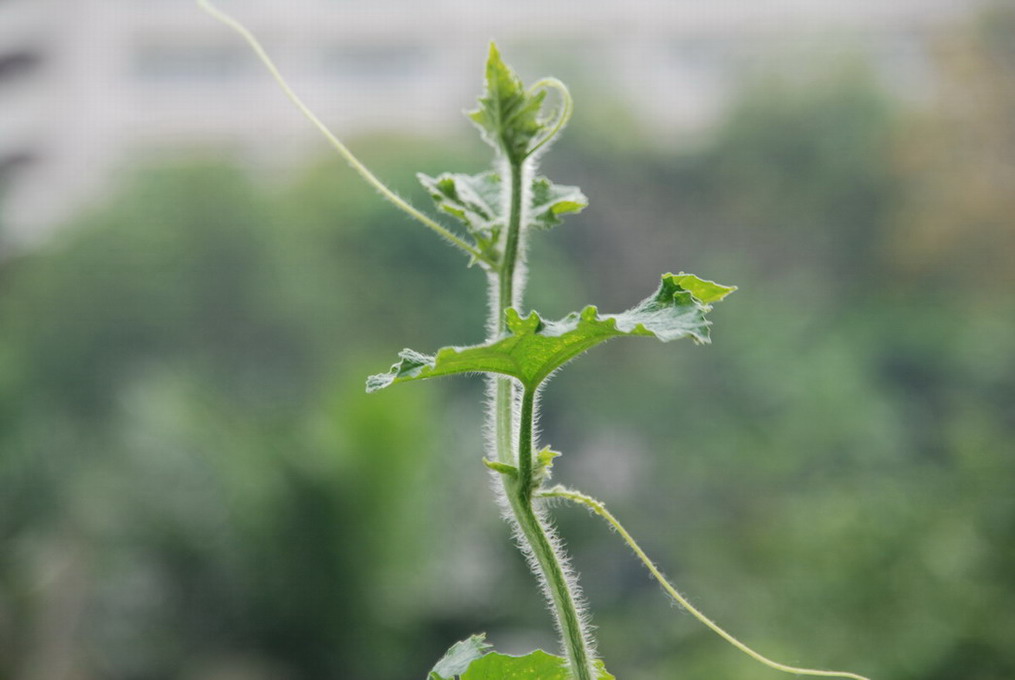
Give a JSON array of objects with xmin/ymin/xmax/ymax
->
[{"xmin": 2, "ymin": 10, "xmax": 1014, "ymax": 680}]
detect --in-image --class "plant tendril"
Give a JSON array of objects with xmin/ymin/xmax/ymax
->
[
  {"xmin": 196, "ymin": 10, "xmax": 866, "ymax": 674},
  {"xmin": 526, "ymin": 78, "xmax": 574, "ymax": 158},
  {"xmin": 540, "ymin": 486, "xmax": 872, "ymax": 680},
  {"xmin": 194, "ymin": 0, "xmax": 491, "ymax": 265}
]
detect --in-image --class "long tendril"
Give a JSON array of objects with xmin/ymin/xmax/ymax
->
[
  {"xmin": 540, "ymin": 486, "xmax": 872, "ymax": 680},
  {"xmin": 195, "ymin": 0, "xmax": 491, "ymax": 265}
]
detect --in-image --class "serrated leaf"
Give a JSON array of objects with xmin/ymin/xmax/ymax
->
[
  {"xmin": 593, "ymin": 660, "xmax": 615, "ymax": 680},
  {"xmin": 418, "ymin": 171, "xmax": 503, "ymax": 236},
  {"xmin": 428, "ymin": 634, "xmax": 493, "ymax": 680},
  {"xmin": 367, "ymin": 273, "xmax": 735, "ymax": 393},
  {"xmin": 419, "ymin": 172, "xmax": 586, "ymax": 246},
  {"xmin": 468, "ymin": 43, "xmax": 548, "ymax": 162},
  {"xmin": 535, "ymin": 446, "xmax": 561, "ymax": 484},
  {"xmin": 457, "ymin": 649, "xmax": 614, "ymax": 680},
  {"xmin": 669, "ymin": 272, "xmax": 736, "ymax": 304},
  {"xmin": 530, "ymin": 177, "xmax": 588, "ymax": 230}
]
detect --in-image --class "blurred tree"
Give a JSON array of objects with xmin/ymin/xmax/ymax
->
[
  {"xmin": 707, "ymin": 65, "xmax": 900, "ymax": 290},
  {"xmin": 892, "ymin": 3, "xmax": 1015, "ymax": 291},
  {"xmin": 0, "ymin": 157, "xmax": 473, "ymax": 680}
]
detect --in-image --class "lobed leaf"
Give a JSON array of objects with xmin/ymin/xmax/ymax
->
[
  {"xmin": 428, "ymin": 634, "xmax": 493, "ymax": 680},
  {"xmin": 367, "ymin": 273, "xmax": 735, "ymax": 393},
  {"xmin": 467, "ymin": 43, "xmax": 549, "ymax": 162},
  {"xmin": 418, "ymin": 171, "xmax": 587, "ymax": 243},
  {"xmin": 534, "ymin": 446, "xmax": 562, "ymax": 485},
  {"xmin": 668, "ymin": 272, "xmax": 736, "ymax": 304},
  {"xmin": 530, "ymin": 177, "xmax": 588, "ymax": 230},
  {"xmin": 460, "ymin": 650, "xmax": 570, "ymax": 680},
  {"xmin": 418, "ymin": 171, "xmax": 503, "ymax": 237},
  {"xmin": 429, "ymin": 644, "xmax": 614, "ymax": 680}
]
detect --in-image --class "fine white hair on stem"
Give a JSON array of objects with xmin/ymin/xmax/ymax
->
[
  {"xmin": 509, "ymin": 156, "xmax": 537, "ymax": 313},
  {"xmin": 485, "ymin": 271, "xmax": 504, "ymax": 341},
  {"xmin": 200, "ymin": 3, "xmax": 597, "ymax": 673},
  {"xmin": 489, "ymin": 474, "xmax": 599, "ymax": 676},
  {"xmin": 524, "ymin": 502, "xmax": 598, "ymax": 667},
  {"xmin": 482, "ymin": 375, "xmax": 516, "ymax": 462},
  {"xmin": 483, "ymin": 379, "xmax": 599, "ymax": 678}
]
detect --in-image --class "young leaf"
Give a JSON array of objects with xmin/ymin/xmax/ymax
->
[
  {"xmin": 418, "ymin": 171, "xmax": 586, "ymax": 253},
  {"xmin": 468, "ymin": 43, "xmax": 549, "ymax": 162},
  {"xmin": 668, "ymin": 272, "xmax": 737, "ymax": 304},
  {"xmin": 530, "ymin": 177, "xmax": 588, "ymax": 230},
  {"xmin": 534, "ymin": 446, "xmax": 562, "ymax": 484},
  {"xmin": 482, "ymin": 458, "xmax": 519, "ymax": 477},
  {"xmin": 418, "ymin": 171, "xmax": 503, "ymax": 236},
  {"xmin": 428, "ymin": 634, "xmax": 493, "ymax": 680},
  {"xmin": 419, "ymin": 172, "xmax": 586, "ymax": 234},
  {"xmin": 366, "ymin": 273, "xmax": 735, "ymax": 393}
]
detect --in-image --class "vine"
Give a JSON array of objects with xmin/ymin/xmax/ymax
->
[{"xmin": 198, "ymin": 3, "xmax": 871, "ymax": 679}]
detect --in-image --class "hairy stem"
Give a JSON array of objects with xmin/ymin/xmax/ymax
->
[
  {"xmin": 504, "ymin": 391, "xmax": 594, "ymax": 680},
  {"xmin": 201, "ymin": 4, "xmax": 596, "ymax": 672},
  {"xmin": 498, "ymin": 160, "xmax": 525, "ymax": 316},
  {"xmin": 488, "ymin": 156, "xmax": 596, "ymax": 680},
  {"xmin": 541, "ymin": 486, "xmax": 871, "ymax": 680},
  {"xmin": 491, "ymin": 159, "xmax": 525, "ymax": 464}
]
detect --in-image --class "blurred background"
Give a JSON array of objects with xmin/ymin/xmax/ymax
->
[{"xmin": 2, "ymin": 1, "xmax": 1014, "ymax": 679}]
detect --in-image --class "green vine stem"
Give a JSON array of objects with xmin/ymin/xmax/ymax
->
[
  {"xmin": 194, "ymin": 6, "xmax": 848, "ymax": 678},
  {"xmin": 199, "ymin": 2, "xmax": 595, "ymax": 673},
  {"xmin": 490, "ymin": 157, "xmax": 526, "ymax": 467},
  {"xmin": 487, "ymin": 129, "xmax": 597, "ymax": 677},
  {"xmin": 500, "ymin": 390, "xmax": 595, "ymax": 680},
  {"xmin": 539, "ymin": 487, "xmax": 872, "ymax": 680}
]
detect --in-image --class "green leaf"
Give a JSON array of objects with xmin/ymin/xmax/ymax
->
[
  {"xmin": 459, "ymin": 650, "xmax": 569, "ymax": 680},
  {"xmin": 418, "ymin": 171, "xmax": 503, "ymax": 236},
  {"xmin": 467, "ymin": 43, "xmax": 549, "ymax": 162},
  {"xmin": 419, "ymin": 172, "xmax": 586, "ymax": 232},
  {"xmin": 592, "ymin": 660, "xmax": 615, "ymax": 680},
  {"xmin": 534, "ymin": 446, "xmax": 561, "ymax": 484},
  {"xmin": 482, "ymin": 458, "xmax": 518, "ymax": 477},
  {"xmin": 428, "ymin": 634, "xmax": 492, "ymax": 680},
  {"xmin": 367, "ymin": 273, "xmax": 735, "ymax": 393},
  {"xmin": 668, "ymin": 272, "xmax": 737, "ymax": 304},
  {"xmin": 456, "ymin": 649, "xmax": 614, "ymax": 680},
  {"xmin": 426, "ymin": 639, "xmax": 615, "ymax": 680},
  {"xmin": 530, "ymin": 177, "xmax": 588, "ymax": 230},
  {"xmin": 418, "ymin": 172, "xmax": 586, "ymax": 249}
]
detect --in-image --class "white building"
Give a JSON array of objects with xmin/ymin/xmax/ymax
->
[{"xmin": 0, "ymin": 0, "xmax": 978, "ymax": 245}]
